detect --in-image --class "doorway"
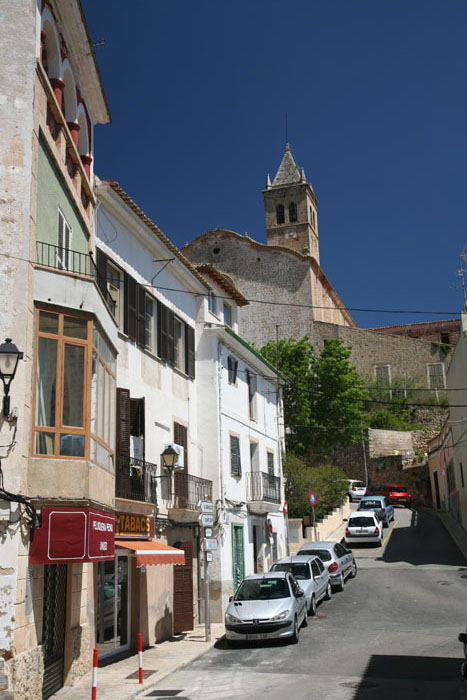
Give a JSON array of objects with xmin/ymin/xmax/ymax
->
[
  {"xmin": 232, "ymin": 524, "xmax": 245, "ymax": 591},
  {"xmin": 96, "ymin": 554, "xmax": 130, "ymax": 656},
  {"xmin": 42, "ymin": 564, "xmax": 67, "ymax": 699},
  {"xmin": 173, "ymin": 541, "xmax": 194, "ymax": 633},
  {"xmin": 433, "ymin": 470, "xmax": 441, "ymax": 510}
]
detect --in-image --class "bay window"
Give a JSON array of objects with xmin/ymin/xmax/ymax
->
[{"xmin": 33, "ymin": 308, "xmax": 116, "ymax": 468}]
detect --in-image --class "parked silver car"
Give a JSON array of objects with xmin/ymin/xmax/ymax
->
[
  {"xmin": 297, "ymin": 541, "xmax": 357, "ymax": 592},
  {"xmin": 225, "ymin": 572, "xmax": 307, "ymax": 644},
  {"xmin": 345, "ymin": 511, "xmax": 383, "ymax": 546},
  {"xmin": 270, "ymin": 555, "xmax": 332, "ymax": 616}
]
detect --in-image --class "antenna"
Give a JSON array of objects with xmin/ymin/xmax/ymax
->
[{"xmin": 455, "ymin": 246, "xmax": 467, "ymax": 309}]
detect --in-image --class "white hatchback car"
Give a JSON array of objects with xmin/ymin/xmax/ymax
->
[
  {"xmin": 345, "ymin": 511, "xmax": 383, "ymax": 546},
  {"xmin": 346, "ymin": 479, "xmax": 366, "ymax": 502}
]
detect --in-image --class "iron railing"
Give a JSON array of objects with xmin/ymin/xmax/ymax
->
[
  {"xmin": 246, "ymin": 471, "xmax": 281, "ymax": 503},
  {"xmin": 35, "ymin": 241, "xmax": 116, "ymax": 314},
  {"xmin": 116, "ymin": 455, "xmax": 158, "ymax": 504},
  {"xmin": 169, "ymin": 472, "xmax": 213, "ymax": 511}
]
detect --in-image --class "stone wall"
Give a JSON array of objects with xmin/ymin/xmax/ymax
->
[
  {"xmin": 311, "ymin": 321, "xmax": 453, "ymax": 386},
  {"xmin": 288, "ymin": 499, "xmax": 351, "ymax": 552}
]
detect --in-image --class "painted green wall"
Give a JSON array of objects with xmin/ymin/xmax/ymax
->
[{"xmin": 36, "ymin": 135, "xmax": 89, "ymax": 253}]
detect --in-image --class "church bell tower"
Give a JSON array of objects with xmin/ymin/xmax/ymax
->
[{"xmin": 263, "ymin": 143, "xmax": 319, "ymax": 263}]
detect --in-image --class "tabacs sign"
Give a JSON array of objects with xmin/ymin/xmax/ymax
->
[{"xmin": 115, "ymin": 513, "xmax": 154, "ymax": 539}]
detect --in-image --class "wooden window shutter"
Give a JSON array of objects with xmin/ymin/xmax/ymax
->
[
  {"xmin": 127, "ymin": 275, "xmax": 137, "ymax": 341},
  {"xmin": 116, "ymin": 388, "xmax": 131, "ymax": 458},
  {"xmin": 185, "ymin": 324, "xmax": 195, "ymax": 379},
  {"xmin": 137, "ymin": 285, "xmax": 146, "ymax": 348},
  {"xmin": 174, "ymin": 422, "xmax": 188, "ymax": 472},
  {"xmin": 167, "ymin": 308, "xmax": 175, "ymax": 366},
  {"xmin": 159, "ymin": 302, "xmax": 169, "ymax": 362},
  {"xmin": 96, "ymin": 248, "xmax": 108, "ymax": 285},
  {"xmin": 230, "ymin": 435, "xmax": 241, "ymax": 477},
  {"xmin": 123, "ymin": 273, "xmax": 129, "ymax": 336}
]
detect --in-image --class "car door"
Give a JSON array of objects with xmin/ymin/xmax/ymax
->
[
  {"xmin": 310, "ymin": 559, "xmax": 325, "ymax": 599},
  {"xmin": 289, "ymin": 575, "xmax": 306, "ymax": 622},
  {"xmin": 335, "ymin": 543, "xmax": 351, "ymax": 577}
]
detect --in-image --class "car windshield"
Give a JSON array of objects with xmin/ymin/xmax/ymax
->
[
  {"xmin": 300, "ymin": 549, "xmax": 332, "ymax": 562},
  {"xmin": 271, "ymin": 563, "xmax": 310, "ymax": 580},
  {"xmin": 353, "ymin": 482, "xmax": 365, "ymax": 488},
  {"xmin": 349, "ymin": 517, "xmax": 374, "ymax": 527},
  {"xmin": 234, "ymin": 578, "xmax": 291, "ymax": 601},
  {"xmin": 391, "ymin": 485, "xmax": 407, "ymax": 491},
  {"xmin": 360, "ymin": 501, "xmax": 380, "ymax": 509}
]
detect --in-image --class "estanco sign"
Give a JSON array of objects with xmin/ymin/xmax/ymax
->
[
  {"xmin": 115, "ymin": 512, "xmax": 154, "ymax": 539},
  {"xmin": 29, "ymin": 506, "xmax": 115, "ymax": 565}
]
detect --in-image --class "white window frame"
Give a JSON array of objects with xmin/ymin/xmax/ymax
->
[
  {"xmin": 57, "ymin": 208, "xmax": 72, "ymax": 270},
  {"xmin": 208, "ymin": 291, "xmax": 216, "ymax": 315},
  {"xmin": 427, "ymin": 362, "xmax": 445, "ymax": 389}
]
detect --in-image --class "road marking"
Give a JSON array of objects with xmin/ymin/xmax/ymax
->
[{"xmin": 381, "ymin": 521, "xmax": 398, "ymax": 548}]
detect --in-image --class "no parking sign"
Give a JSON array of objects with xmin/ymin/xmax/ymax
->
[{"xmin": 308, "ymin": 491, "xmax": 317, "ymax": 507}]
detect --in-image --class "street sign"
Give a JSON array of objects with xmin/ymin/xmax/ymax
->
[
  {"xmin": 308, "ymin": 491, "xmax": 317, "ymax": 507},
  {"xmin": 206, "ymin": 552, "xmax": 213, "ymax": 562},
  {"xmin": 199, "ymin": 513, "xmax": 214, "ymax": 527},
  {"xmin": 204, "ymin": 527, "xmax": 213, "ymax": 537},
  {"xmin": 205, "ymin": 538, "xmax": 218, "ymax": 551},
  {"xmin": 200, "ymin": 501, "xmax": 214, "ymax": 514},
  {"xmin": 284, "ymin": 501, "xmax": 288, "ymax": 515}
]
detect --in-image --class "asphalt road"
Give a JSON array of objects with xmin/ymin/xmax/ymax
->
[{"xmin": 145, "ymin": 508, "xmax": 467, "ymax": 700}]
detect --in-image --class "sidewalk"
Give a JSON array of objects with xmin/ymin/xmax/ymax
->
[
  {"xmin": 52, "ymin": 623, "xmax": 225, "ymax": 700},
  {"xmin": 426, "ymin": 507, "xmax": 467, "ymax": 563}
]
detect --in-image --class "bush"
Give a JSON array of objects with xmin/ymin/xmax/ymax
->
[{"xmin": 283, "ymin": 454, "xmax": 348, "ymax": 520}]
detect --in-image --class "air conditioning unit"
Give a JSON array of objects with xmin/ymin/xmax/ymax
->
[{"xmin": 162, "ymin": 443, "xmax": 184, "ymax": 470}]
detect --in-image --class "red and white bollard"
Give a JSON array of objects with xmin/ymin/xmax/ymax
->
[
  {"xmin": 91, "ymin": 647, "xmax": 98, "ymax": 700},
  {"xmin": 138, "ymin": 632, "xmax": 143, "ymax": 684}
]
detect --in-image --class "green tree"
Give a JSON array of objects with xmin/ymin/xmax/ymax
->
[{"xmin": 283, "ymin": 454, "xmax": 348, "ymax": 520}]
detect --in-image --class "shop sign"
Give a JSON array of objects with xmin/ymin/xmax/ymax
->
[
  {"xmin": 115, "ymin": 512, "xmax": 155, "ymax": 539},
  {"xmin": 29, "ymin": 506, "xmax": 115, "ymax": 565}
]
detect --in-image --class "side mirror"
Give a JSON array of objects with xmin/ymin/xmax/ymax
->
[
  {"xmin": 296, "ymin": 589, "xmax": 304, "ymax": 598},
  {"xmin": 229, "ymin": 596, "xmax": 233, "ymax": 602},
  {"xmin": 459, "ymin": 633, "xmax": 467, "ymax": 644}
]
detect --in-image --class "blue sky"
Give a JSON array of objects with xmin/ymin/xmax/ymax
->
[{"xmin": 83, "ymin": 0, "xmax": 467, "ymax": 329}]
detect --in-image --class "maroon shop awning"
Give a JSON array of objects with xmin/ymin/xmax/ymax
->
[{"xmin": 29, "ymin": 506, "xmax": 115, "ymax": 565}]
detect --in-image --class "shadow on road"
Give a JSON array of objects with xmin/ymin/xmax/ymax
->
[
  {"xmin": 348, "ymin": 654, "xmax": 463, "ymax": 700},
  {"xmin": 381, "ymin": 509, "xmax": 467, "ymax": 566}
]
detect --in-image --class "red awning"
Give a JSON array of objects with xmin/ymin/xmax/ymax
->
[
  {"xmin": 29, "ymin": 506, "xmax": 115, "ymax": 565},
  {"xmin": 116, "ymin": 540, "xmax": 185, "ymax": 566}
]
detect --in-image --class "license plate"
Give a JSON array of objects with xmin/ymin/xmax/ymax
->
[
  {"xmin": 245, "ymin": 633, "xmax": 269, "ymax": 640},
  {"xmin": 357, "ymin": 529, "xmax": 367, "ymax": 534}
]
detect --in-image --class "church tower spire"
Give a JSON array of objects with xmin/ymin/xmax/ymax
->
[{"xmin": 262, "ymin": 143, "xmax": 319, "ymax": 262}]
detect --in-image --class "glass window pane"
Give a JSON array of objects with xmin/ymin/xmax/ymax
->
[
  {"xmin": 63, "ymin": 316, "xmax": 87, "ymax": 339},
  {"xmin": 97, "ymin": 442, "xmax": 110, "ymax": 469},
  {"xmin": 93, "ymin": 325, "xmax": 98, "ymax": 349},
  {"xmin": 98, "ymin": 361, "xmax": 104, "ymax": 440},
  {"xmin": 35, "ymin": 432, "xmax": 55, "ymax": 455},
  {"xmin": 90, "ymin": 350, "xmax": 97, "ymax": 436},
  {"xmin": 59, "ymin": 433, "xmax": 85, "ymax": 457},
  {"xmin": 62, "ymin": 344, "xmax": 85, "ymax": 427},
  {"xmin": 110, "ymin": 375, "xmax": 115, "ymax": 454},
  {"xmin": 104, "ymin": 368, "xmax": 110, "ymax": 444},
  {"xmin": 99, "ymin": 333, "xmax": 112, "ymax": 366},
  {"xmin": 39, "ymin": 311, "xmax": 59, "ymax": 335},
  {"xmin": 90, "ymin": 436, "xmax": 97, "ymax": 462},
  {"xmin": 35, "ymin": 337, "xmax": 57, "ymax": 427}
]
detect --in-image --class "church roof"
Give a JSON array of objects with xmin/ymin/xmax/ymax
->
[{"xmin": 271, "ymin": 143, "xmax": 304, "ymax": 187}]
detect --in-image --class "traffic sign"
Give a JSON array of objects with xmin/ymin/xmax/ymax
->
[
  {"xmin": 200, "ymin": 501, "xmax": 214, "ymax": 514},
  {"xmin": 205, "ymin": 538, "xmax": 218, "ymax": 551},
  {"xmin": 308, "ymin": 491, "xmax": 317, "ymax": 507},
  {"xmin": 199, "ymin": 513, "xmax": 214, "ymax": 527},
  {"xmin": 284, "ymin": 501, "xmax": 288, "ymax": 515},
  {"xmin": 206, "ymin": 552, "xmax": 213, "ymax": 562},
  {"xmin": 204, "ymin": 527, "xmax": 213, "ymax": 537}
]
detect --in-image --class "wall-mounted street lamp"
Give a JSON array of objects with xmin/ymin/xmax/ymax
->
[
  {"xmin": 161, "ymin": 444, "xmax": 181, "ymax": 473},
  {"xmin": 0, "ymin": 338, "xmax": 23, "ymax": 418}
]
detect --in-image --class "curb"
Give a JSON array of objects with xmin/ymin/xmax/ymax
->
[{"xmin": 130, "ymin": 634, "xmax": 221, "ymax": 699}]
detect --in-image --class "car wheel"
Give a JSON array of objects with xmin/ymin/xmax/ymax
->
[
  {"xmin": 334, "ymin": 573, "xmax": 345, "ymax": 592},
  {"xmin": 290, "ymin": 616, "xmax": 299, "ymax": 644},
  {"xmin": 324, "ymin": 582, "xmax": 332, "ymax": 600},
  {"xmin": 350, "ymin": 561, "xmax": 357, "ymax": 579},
  {"xmin": 308, "ymin": 595, "xmax": 317, "ymax": 617}
]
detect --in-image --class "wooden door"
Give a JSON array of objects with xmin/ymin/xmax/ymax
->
[{"xmin": 173, "ymin": 541, "xmax": 193, "ymax": 633}]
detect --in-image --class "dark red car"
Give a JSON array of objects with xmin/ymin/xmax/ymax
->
[{"xmin": 367, "ymin": 483, "xmax": 412, "ymax": 507}]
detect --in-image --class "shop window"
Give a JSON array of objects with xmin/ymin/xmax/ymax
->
[
  {"xmin": 227, "ymin": 355, "xmax": 238, "ymax": 384},
  {"xmin": 289, "ymin": 202, "xmax": 297, "ymax": 222},
  {"xmin": 230, "ymin": 434, "xmax": 241, "ymax": 477},
  {"xmin": 247, "ymin": 370, "xmax": 257, "ymax": 421},
  {"xmin": 427, "ymin": 363, "xmax": 445, "ymax": 389},
  {"xmin": 57, "ymin": 209, "xmax": 72, "ymax": 270}
]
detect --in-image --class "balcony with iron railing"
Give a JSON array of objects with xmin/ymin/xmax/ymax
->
[
  {"xmin": 35, "ymin": 241, "xmax": 116, "ymax": 315},
  {"xmin": 167, "ymin": 472, "xmax": 213, "ymax": 522},
  {"xmin": 115, "ymin": 455, "xmax": 158, "ymax": 505},
  {"xmin": 246, "ymin": 471, "xmax": 281, "ymax": 514}
]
